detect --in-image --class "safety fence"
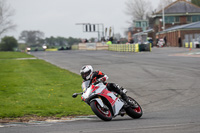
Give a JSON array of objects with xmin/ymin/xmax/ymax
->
[{"xmin": 108, "ymin": 44, "xmax": 151, "ymax": 52}]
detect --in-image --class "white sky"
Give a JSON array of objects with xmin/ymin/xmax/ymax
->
[{"xmin": 6, "ymin": 0, "xmax": 161, "ymax": 39}]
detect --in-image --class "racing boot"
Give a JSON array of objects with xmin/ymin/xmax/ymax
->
[
  {"xmin": 109, "ymin": 83, "xmax": 138, "ymax": 108},
  {"xmin": 119, "ymin": 87, "xmax": 138, "ymax": 109}
]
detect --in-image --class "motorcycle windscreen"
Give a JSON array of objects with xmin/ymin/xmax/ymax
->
[{"xmin": 82, "ymin": 80, "xmax": 90, "ymax": 92}]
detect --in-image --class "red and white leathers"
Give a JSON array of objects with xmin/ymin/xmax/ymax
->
[
  {"xmin": 85, "ymin": 71, "xmax": 121, "ymax": 96},
  {"xmin": 89, "ymin": 71, "xmax": 109, "ymax": 85}
]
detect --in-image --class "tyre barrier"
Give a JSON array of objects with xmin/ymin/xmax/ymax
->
[
  {"xmin": 45, "ymin": 48, "xmax": 58, "ymax": 51},
  {"xmin": 108, "ymin": 44, "xmax": 151, "ymax": 52},
  {"xmin": 185, "ymin": 42, "xmax": 200, "ymax": 48}
]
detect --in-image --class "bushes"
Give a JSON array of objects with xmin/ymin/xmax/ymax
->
[{"xmin": 0, "ymin": 36, "xmax": 18, "ymax": 51}]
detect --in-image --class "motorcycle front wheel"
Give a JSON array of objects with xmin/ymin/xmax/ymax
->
[
  {"xmin": 125, "ymin": 96, "xmax": 143, "ymax": 119},
  {"xmin": 90, "ymin": 100, "xmax": 112, "ymax": 121}
]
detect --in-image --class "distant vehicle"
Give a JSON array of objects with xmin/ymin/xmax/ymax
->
[{"xmin": 26, "ymin": 47, "xmax": 31, "ymax": 52}]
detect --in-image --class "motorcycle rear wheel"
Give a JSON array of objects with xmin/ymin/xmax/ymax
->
[
  {"xmin": 90, "ymin": 100, "xmax": 112, "ymax": 121},
  {"xmin": 125, "ymin": 97, "xmax": 143, "ymax": 119}
]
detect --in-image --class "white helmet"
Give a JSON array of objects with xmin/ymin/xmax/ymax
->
[{"xmin": 80, "ymin": 65, "xmax": 93, "ymax": 80}]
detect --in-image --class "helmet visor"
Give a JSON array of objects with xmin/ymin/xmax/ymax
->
[{"xmin": 81, "ymin": 70, "xmax": 91, "ymax": 80}]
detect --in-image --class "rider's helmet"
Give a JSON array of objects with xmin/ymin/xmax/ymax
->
[{"xmin": 80, "ymin": 65, "xmax": 93, "ymax": 80}]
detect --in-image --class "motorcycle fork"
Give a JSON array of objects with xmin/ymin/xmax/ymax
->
[{"xmin": 98, "ymin": 96, "xmax": 109, "ymax": 111}]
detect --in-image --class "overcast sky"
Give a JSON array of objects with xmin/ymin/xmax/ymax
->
[{"xmin": 6, "ymin": 0, "xmax": 161, "ymax": 39}]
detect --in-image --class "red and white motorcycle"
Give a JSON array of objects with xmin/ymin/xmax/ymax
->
[{"xmin": 72, "ymin": 80, "xmax": 143, "ymax": 121}]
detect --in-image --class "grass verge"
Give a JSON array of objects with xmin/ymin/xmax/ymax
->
[
  {"xmin": 0, "ymin": 51, "xmax": 34, "ymax": 59},
  {"xmin": 0, "ymin": 52, "xmax": 92, "ymax": 120}
]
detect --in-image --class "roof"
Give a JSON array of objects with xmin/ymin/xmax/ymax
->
[
  {"xmin": 133, "ymin": 29, "xmax": 153, "ymax": 36},
  {"xmin": 157, "ymin": 21, "xmax": 200, "ymax": 34},
  {"xmin": 156, "ymin": 0, "xmax": 200, "ymax": 15}
]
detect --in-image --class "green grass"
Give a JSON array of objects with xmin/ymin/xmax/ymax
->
[
  {"xmin": 0, "ymin": 52, "xmax": 92, "ymax": 118},
  {"xmin": 0, "ymin": 52, "xmax": 34, "ymax": 59}
]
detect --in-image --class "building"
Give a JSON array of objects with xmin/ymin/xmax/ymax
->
[
  {"xmin": 133, "ymin": 29, "xmax": 154, "ymax": 44},
  {"xmin": 127, "ymin": 20, "xmax": 149, "ymax": 42},
  {"xmin": 157, "ymin": 21, "xmax": 200, "ymax": 47},
  {"xmin": 153, "ymin": 0, "xmax": 200, "ymax": 32},
  {"xmin": 152, "ymin": 0, "xmax": 200, "ymax": 47},
  {"xmin": 127, "ymin": 0, "xmax": 200, "ymax": 47}
]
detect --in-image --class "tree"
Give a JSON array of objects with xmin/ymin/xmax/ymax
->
[
  {"xmin": 45, "ymin": 36, "xmax": 56, "ymax": 46},
  {"xmin": 0, "ymin": 0, "xmax": 16, "ymax": 37},
  {"xmin": 125, "ymin": 0, "xmax": 152, "ymax": 21},
  {"xmin": 45, "ymin": 36, "xmax": 66, "ymax": 46},
  {"xmin": 156, "ymin": 0, "xmax": 174, "ymax": 11},
  {"xmin": 19, "ymin": 30, "xmax": 44, "ymax": 46},
  {"xmin": 0, "ymin": 36, "xmax": 17, "ymax": 51},
  {"xmin": 191, "ymin": 0, "xmax": 200, "ymax": 7},
  {"xmin": 114, "ymin": 33, "xmax": 121, "ymax": 41},
  {"xmin": 66, "ymin": 37, "xmax": 81, "ymax": 46},
  {"xmin": 56, "ymin": 37, "xmax": 68, "ymax": 46},
  {"xmin": 44, "ymin": 36, "xmax": 81, "ymax": 47}
]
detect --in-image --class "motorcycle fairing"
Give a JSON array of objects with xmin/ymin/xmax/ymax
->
[
  {"xmin": 99, "ymin": 88, "xmax": 124, "ymax": 116},
  {"xmin": 91, "ymin": 83, "xmax": 124, "ymax": 116},
  {"xmin": 90, "ymin": 98, "xmax": 104, "ymax": 108},
  {"xmin": 82, "ymin": 82, "xmax": 124, "ymax": 116}
]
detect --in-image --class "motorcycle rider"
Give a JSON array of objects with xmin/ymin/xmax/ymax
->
[{"xmin": 80, "ymin": 65, "xmax": 136, "ymax": 108}]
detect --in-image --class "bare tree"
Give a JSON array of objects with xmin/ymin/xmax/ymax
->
[
  {"xmin": 156, "ymin": 0, "xmax": 174, "ymax": 11},
  {"xmin": 114, "ymin": 33, "xmax": 121, "ymax": 41},
  {"xmin": 125, "ymin": 0, "xmax": 152, "ymax": 21},
  {"xmin": 0, "ymin": 0, "xmax": 16, "ymax": 37}
]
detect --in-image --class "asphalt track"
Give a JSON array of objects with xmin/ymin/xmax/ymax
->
[{"xmin": 1, "ymin": 47, "xmax": 200, "ymax": 133}]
